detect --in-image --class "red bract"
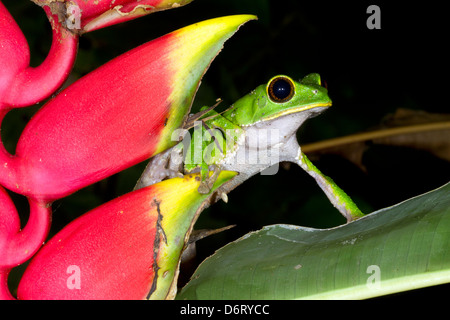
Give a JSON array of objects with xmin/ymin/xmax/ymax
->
[
  {"xmin": 17, "ymin": 172, "xmax": 237, "ymax": 300},
  {"xmin": 33, "ymin": 0, "xmax": 194, "ymax": 33},
  {"xmin": 0, "ymin": 15, "xmax": 255, "ymax": 202},
  {"xmin": 0, "ymin": 2, "xmax": 255, "ymax": 300},
  {"xmin": 0, "ymin": 2, "xmax": 78, "ymax": 108}
]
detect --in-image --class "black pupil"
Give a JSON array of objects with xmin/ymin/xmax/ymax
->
[{"xmin": 272, "ymin": 78, "xmax": 292, "ymax": 101}]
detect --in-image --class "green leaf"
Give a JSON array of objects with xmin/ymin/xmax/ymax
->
[{"xmin": 178, "ymin": 181, "xmax": 450, "ymax": 299}]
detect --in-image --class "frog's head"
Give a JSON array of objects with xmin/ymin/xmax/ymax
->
[{"xmin": 223, "ymin": 74, "xmax": 331, "ymax": 126}]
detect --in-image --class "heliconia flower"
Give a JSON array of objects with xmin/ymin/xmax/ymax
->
[
  {"xmin": 33, "ymin": 0, "xmax": 194, "ymax": 34},
  {"xmin": 0, "ymin": 14, "xmax": 255, "ymax": 202},
  {"xmin": 0, "ymin": 1, "xmax": 78, "ymax": 108},
  {"xmin": 16, "ymin": 171, "xmax": 237, "ymax": 300}
]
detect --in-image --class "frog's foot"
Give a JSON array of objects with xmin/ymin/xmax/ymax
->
[{"xmin": 197, "ymin": 166, "xmax": 222, "ymax": 195}]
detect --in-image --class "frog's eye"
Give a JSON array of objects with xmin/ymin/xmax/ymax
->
[{"xmin": 267, "ymin": 76, "xmax": 295, "ymax": 103}]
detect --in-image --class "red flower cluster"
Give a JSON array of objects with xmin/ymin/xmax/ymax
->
[{"xmin": 0, "ymin": 0, "xmax": 254, "ymax": 299}]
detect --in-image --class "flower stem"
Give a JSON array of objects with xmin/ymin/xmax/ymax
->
[
  {"xmin": 0, "ymin": 195, "xmax": 51, "ymax": 269},
  {"xmin": 3, "ymin": 6, "xmax": 78, "ymax": 107},
  {"xmin": 0, "ymin": 270, "xmax": 14, "ymax": 300}
]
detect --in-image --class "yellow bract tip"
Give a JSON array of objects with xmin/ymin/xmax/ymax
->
[
  {"xmin": 155, "ymin": 15, "xmax": 257, "ymax": 154},
  {"xmin": 148, "ymin": 170, "xmax": 237, "ymax": 299}
]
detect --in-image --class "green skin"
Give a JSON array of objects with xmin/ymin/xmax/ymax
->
[{"xmin": 136, "ymin": 74, "xmax": 364, "ymax": 222}]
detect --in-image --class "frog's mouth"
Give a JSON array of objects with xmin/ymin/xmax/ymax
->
[{"xmin": 262, "ymin": 101, "xmax": 332, "ymax": 121}]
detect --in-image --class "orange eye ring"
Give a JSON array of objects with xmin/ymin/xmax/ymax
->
[{"xmin": 267, "ymin": 76, "xmax": 295, "ymax": 103}]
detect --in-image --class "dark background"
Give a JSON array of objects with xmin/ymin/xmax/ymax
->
[{"xmin": 3, "ymin": 0, "xmax": 449, "ymax": 297}]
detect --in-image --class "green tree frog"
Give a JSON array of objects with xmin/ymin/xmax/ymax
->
[{"xmin": 135, "ymin": 74, "xmax": 364, "ymax": 222}]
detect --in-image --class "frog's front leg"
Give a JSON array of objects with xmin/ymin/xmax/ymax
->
[
  {"xmin": 134, "ymin": 144, "xmax": 184, "ymax": 190},
  {"xmin": 293, "ymin": 149, "xmax": 364, "ymax": 222}
]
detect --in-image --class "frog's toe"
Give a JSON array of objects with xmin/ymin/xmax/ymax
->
[{"xmin": 198, "ymin": 181, "xmax": 212, "ymax": 194}]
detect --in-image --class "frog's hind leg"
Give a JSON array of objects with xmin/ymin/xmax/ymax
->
[{"xmin": 134, "ymin": 146, "xmax": 184, "ymax": 190}]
